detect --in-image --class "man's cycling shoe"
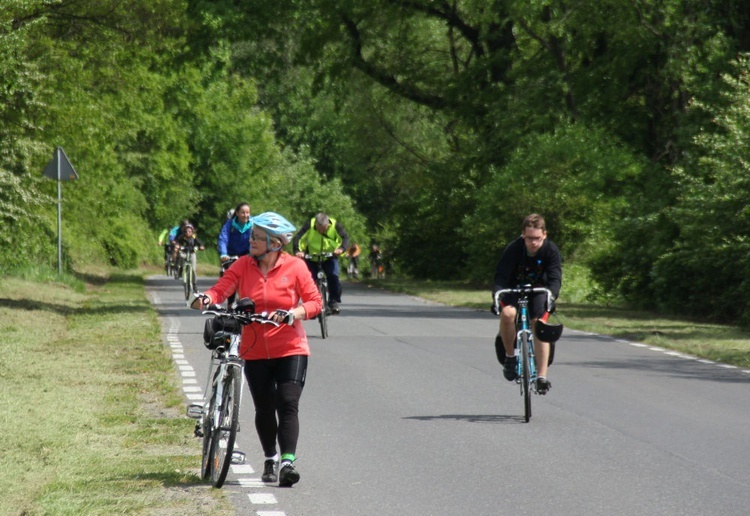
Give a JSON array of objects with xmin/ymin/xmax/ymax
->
[
  {"xmin": 279, "ymin": 462, "xmax": 300, "ymax": 487},
  {"xmin": 261, "ymin": 459, "xmax": 278, "ymax": 483},
  {"xmin": 330, "ymin": 302, "xmax": 341, "ymax": 315},
  {"xmin": 536, "ymin": 377, "xmax": 551, "ymax": 395},
  {"xmin": 503, "ymin": 356, "xmax": 518, "ymax": 381}
]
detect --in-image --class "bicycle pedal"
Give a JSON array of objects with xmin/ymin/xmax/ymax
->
[
  {"xmin": 231, "ymin": 451, "xmax": 246, "ymax": 464},
  {"xmin": 186, "ymin": 403, "xmax": 204, "ymax": 419}
]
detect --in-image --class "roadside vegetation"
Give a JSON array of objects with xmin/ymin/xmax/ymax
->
[{"xmin": 0, "ymin": 267, "xmax": 233, "ymax": 515}]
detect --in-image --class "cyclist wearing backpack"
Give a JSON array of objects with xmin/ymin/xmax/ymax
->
[{"xmin": 493, "ymin": 213, "xmax": 562, "ymax": 394}]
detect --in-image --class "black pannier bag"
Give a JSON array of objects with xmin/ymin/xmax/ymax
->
[{"xmin": 203, "ymin": 316, "xmax": 242, "ymax": 350}]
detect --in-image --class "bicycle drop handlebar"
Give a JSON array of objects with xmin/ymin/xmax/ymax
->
[
  {"xmin": 304, "ymin": 253, "xmax": 334, "ymax": 261},
  {"xmin": 493, "ymin": 286, "xmax": 554, "ymax": 314}
]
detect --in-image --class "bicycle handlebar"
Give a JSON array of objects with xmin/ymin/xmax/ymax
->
[
  {"xmin": 190, "ymin": 293, "xmax": 281, "ymax": 327},
  {"xmin": 201, "ymin": 305, "xmax": 281, "ymax": 327},
  {"xmin": 304, "ymin": 253, "xmax": 334, "ymax": 261},
  {"xmin": 493, "ymin": 286, "xmax": 554, "ymax": 314}
]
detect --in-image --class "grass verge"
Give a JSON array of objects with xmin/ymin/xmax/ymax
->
[
  {"xmin": 0, "ymin": 267, "xmax": 233, "ymax": 515},
  {"xmin": 361, "ymin": 276, "xmax": 750, "ymax": 369}
]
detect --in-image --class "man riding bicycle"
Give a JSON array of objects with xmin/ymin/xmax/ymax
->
[
  {"xmin": 493, "ymin": 214, "xmax": 562, "ymax": 394},
  {"xmin": 293, "ymin": 212, "xmax": 350, "ymax": 314}
]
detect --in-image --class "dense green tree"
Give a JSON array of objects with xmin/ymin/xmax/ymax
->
[
  {"xmin": 651, "ymin": 55, "xmax": 750, "ymax": 323},
  {"xmin": 465, "ymin": 124, "xmax": 646, "ymax": 283}
]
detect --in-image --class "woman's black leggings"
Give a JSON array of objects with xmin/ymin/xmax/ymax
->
[{"xmin": 244, "ymin": 355, "xmax": 308, "ymax": 458}]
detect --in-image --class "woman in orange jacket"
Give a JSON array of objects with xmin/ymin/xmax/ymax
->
[{"xmin": 197, "ymin": 212, "xmax": 322, "ymax": 488}]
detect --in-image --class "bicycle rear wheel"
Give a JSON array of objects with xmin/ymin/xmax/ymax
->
[
  {"xmin": 521, "ymin": 332, "xmax": 532, "ymax": 422},
  {"xmin": 319, "ymin": 282, "xmax": 329, "ymax": 339},
  {"xmin": 210, "ymin": 366, "xmax": 241, "ymax": 488}
]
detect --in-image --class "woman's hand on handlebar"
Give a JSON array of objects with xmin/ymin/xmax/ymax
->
[
  {"xmin": 272, "ymin": 309, "xmax": 296, "ymax": 325},
  {"xmin": 190, "ymin": 292, "xmax": 213, "ymax": 310}
]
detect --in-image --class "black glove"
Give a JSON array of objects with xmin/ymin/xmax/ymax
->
[
  {"xmin": 274, "ymin": 309, "xmax": 295, "ymax": 325},
  {"xmin": 190, "ymin": 293, "xmax": 210, "ymax": 310}
]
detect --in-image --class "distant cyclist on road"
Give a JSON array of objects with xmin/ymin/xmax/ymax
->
[
  {"xmin": 172, "ymin": 224, "xmax": 205, "ymax": 274},
  {"xmin": 346, "ymin": 242, "xmax": 361, "ymax": 278},
  {"xmin": 293, "ymin": 212, "xmax": 349, "ymax": 314},
  {"xmin": 492, "ymin": 213, "xmax": 562, "ymax": 394},
  {"xmin": 218, "ymin": 202, "xmax": 253, "ymax": 263}
]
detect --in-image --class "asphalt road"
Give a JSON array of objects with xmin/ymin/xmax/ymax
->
[{"xmin": 146, "ymin": 274, "xmax": 750, "ymax": 516}]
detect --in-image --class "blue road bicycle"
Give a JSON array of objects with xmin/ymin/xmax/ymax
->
[{"xmin": 493, "ymin": 285, "xmax": 555, "ymax": 422}]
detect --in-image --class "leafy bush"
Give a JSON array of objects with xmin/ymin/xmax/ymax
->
[{"xmin": 464, "ymin": 123, "xmax": 645, "ymax": 284}]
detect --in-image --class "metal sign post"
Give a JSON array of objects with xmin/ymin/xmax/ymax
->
[{"xmin": 42, "ymin": 147, "xmax": 79, "ymax": 274}]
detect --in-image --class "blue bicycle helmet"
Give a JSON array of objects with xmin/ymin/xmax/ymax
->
[{"xmin": 252, "ymin": 212, "xmax": 296, "ymax": 252}]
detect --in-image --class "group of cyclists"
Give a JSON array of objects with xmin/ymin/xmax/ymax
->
[
  {"xmin": 158, "ymin": 220, "xmax": 206, "ymax": 278},
  {"xmin": 163, "ymin": 208, "xmax": 562, "ymax": 489}
]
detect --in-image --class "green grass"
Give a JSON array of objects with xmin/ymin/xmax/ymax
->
[{"xmin": 0, "ymin": 268, "xmax": 233, "ymax": 515}]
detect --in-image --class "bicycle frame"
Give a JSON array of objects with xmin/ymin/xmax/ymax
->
[
  {"xmin": 203, "ymin": 333, "xmax": 245, "ymax": 440},
  {"xmin": 181, "ymin": 249, "xmax": 197, "ymax": 300},
  {"xmin": 304, "ymin": 254, "xmax": 331, "ymax": 304},
  {"xmin": 515, "ymin": 296, "xmax": 537, "ymax": 391}
]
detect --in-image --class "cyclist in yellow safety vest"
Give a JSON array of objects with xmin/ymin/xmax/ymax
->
[{"xmin": 293, "ymin": 212, "xmax": 350, "ymax": 314}]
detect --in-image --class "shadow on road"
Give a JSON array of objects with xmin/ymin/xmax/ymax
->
[{"xmin": 404, "ymin": 414, "xmax": 526, "ymax": 424}]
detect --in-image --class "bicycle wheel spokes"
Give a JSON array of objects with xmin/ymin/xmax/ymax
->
[{"xmin": 210, "ymin": 367, "xmax": 241, "ymax": 488}]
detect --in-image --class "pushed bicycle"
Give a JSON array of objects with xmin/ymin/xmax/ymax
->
[
  {"xmin": 304, "ymin": 253, "xmax": 334, "ymax": 339},
  {"xmin": 186, "ymin": 296, "xmax": 281, "ymax": 488},
  {"xmin": 493, "ymin": 286, "xmax": 562, "ymax": 422}
]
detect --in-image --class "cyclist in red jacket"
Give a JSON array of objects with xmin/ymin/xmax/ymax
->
[{"xmin": 197, "ymin": 212, "xmax": 322, "ymax": 488}]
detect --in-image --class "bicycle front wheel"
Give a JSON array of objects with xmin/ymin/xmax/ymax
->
[
  {"xmin": 183, "ymin": 264, "xmax": 192, "ymax": 300},
  {"xmin": 200, "ymin": 396, "xmax": 215, "ymax": 480},
  {"xmin": 319, "ymin": 282, "xmax": 329, "ymax": 339},
  {"xmin": 521, "ymin": 332, "xmax": 532, "ymax": 422},
  {"xmin": 210, "ymin": 366, "xmax": 241, "ymax": 488}
]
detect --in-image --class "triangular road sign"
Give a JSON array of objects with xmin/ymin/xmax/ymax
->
[{"xmin": 42, "ymin": 147, "xmax": 79, "ymax": 181}]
